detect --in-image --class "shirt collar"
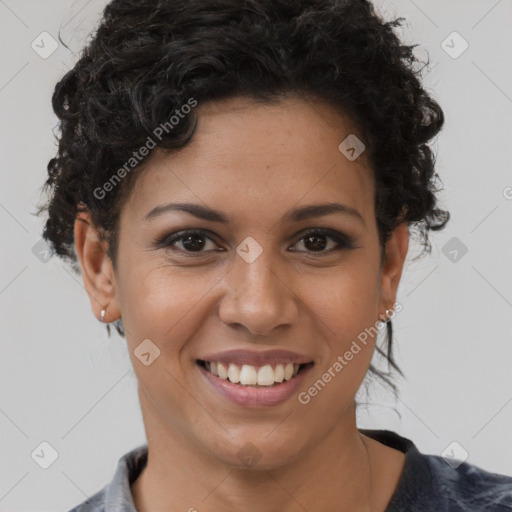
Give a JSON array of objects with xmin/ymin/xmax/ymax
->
[{"xmin": 103, "ymin": 443, "xmax": 148, "ymax": 512}]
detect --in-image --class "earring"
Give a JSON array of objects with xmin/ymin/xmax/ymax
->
[
  {"xmin": 100, "ymin": 306, "xmax": 123, "ymax": 330},
  {"xmin": 385, "ymin": 308, "xmax": 394, "ymax": 322}
]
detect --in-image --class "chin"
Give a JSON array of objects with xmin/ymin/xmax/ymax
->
[{"xmin": 206, "ymin": 428, "xmax": 309, "ymax": 471}]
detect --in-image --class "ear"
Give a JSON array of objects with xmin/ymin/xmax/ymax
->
[
  {"xmin": 378, "ymin": 221, "xmax": 409, "ymax": 317},
  {"xmin": 74, "ymin": 209, "xmax": 121, "ymax": 323}
]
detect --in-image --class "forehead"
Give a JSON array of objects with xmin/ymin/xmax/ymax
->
[{"xmin": 123, "ymin": 95, "xmax": 375, "ymax": 228}]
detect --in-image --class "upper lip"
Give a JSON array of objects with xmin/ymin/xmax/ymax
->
[{"xmin": 198, "ymin": 349, "xmax": 313, "ymax": 366}]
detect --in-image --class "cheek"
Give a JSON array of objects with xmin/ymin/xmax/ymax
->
[
  {"xmin": 117, "ymin": 266, "xmax": 222, "ymax": 426},
  {"xmin": 297, "ymin": 273, "xmax": 381, "ymax": 412},
  {"xmin": 296, "ymin": 259, "xmax": 381, "ymax": 401},
  {"xmin": 303, "ymin": 261, "xmax": 380, "ymax": 340},
  {"xmin": 117, "ymin": 260, "xmax": 226, "ymax": 353},
  {"xmin": 118, "ymin": 248, "xmax": 381, "ymax": 355}
]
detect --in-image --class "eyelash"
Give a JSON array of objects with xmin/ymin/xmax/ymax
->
[{"xmin": 155, "ymin": 228, "xmax": 358, "ymax": 256}]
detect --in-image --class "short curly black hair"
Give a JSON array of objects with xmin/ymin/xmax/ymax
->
[{"xmin": 37, "ymin": 0, "xmax": 450, "ymax": 391}]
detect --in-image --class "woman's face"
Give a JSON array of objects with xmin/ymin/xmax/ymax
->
[{"xmin": 77, "ymin": 95, "xmax": 408, "ymax": 469}]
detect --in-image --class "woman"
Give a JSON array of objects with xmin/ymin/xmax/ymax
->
[{"xmin": 38, "ymin": 0, "xmax": 512, "ymax": 510}]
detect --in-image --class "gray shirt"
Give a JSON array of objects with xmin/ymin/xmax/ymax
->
[{"xmin": 68, "ymin": 430, "xmax": 512, "ymax": 511}]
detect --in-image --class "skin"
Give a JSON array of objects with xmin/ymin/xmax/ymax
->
[{"xmin": 74, "ymin": 95, "xmax": 409, "ymax": 512}]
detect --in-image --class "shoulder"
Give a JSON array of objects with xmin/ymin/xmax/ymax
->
[
  {"xmin": 425, "ymin": 454, "xmax": 512, "ymax": 511},
  {"xmin": 66, "ymin": 444, "xmax": 148, "ymax": 512},
  {"xmin": 68, "ymin": 488, "xmax": 106, "ymax": 512},
  {"xmin": 361, "ymin": 429, "xmax": 512, "ymax": 512}
]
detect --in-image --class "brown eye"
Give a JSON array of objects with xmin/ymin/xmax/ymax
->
[
  {"xmin": 290, "ymin": 228, "xmax": 357, "ymax": 254},
  {"xmin": 302, "ymin": 232, "xmax": 330, "ymax": 251},
  {"xmin": 157, "ymin": 229, "xmax": 219, "ymax": 253},
  {"xmin": 178, "ymin": 233, "xmax": 208, "ymax": 251}
]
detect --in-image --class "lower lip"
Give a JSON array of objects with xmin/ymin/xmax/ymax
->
[{"xmin": 198, "ymin": 363, "xmax": 313, "ymax": 407}]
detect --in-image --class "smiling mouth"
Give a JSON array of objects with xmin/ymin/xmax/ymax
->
[{"xmin": 197, "ymin": 360, "xmax": 314, "ymax": 387}]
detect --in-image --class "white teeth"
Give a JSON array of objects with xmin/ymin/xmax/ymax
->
[
  {"xmin": 284, "ymin": 363, "xmax": 294, "ymax": 380},
  {"xmin": 257, "ymin": 364, "xmax": 275, "ymax": 386},
  {"xmin": 274, "ymin": 364, "xmax": 284, "ymax": 383},
  {"xmin": 217, "ymin": 362, "xmax": 228, "ymax": 380},
  {"xmin": 239, "ymin": 364, "xmax": 258, "ymax": 385},
  {"xmin": 227, "ymin": 363, "xmax": 240, "ymax": 383},
  {"xmin": 204, "ymin": 361, "xmax": 302, "ymax": 386}
]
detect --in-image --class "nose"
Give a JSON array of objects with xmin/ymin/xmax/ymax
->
[{"xmin": 218, "ymin": 251, "xmax": 300, "ymax": 337}]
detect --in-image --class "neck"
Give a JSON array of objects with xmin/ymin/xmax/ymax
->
[{"xmin": 131, "ymin": 397, "xmax": 388, "ymax": 512}]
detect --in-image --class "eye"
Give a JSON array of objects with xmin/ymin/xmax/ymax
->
[
  {"xmin": 155, "ymin": 228, "xmax": 358, "ymax": 255},
  {"xmin": 290, "ymin": 228, "xmax": 357, "ymax": 254},
  {"xmin": 156, "ymin": 229, "xmax": 220, "ymax": 253}
]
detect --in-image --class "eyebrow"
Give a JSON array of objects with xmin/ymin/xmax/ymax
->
[{"xmin": 143, "ymin": 201, "xmax": 365, "ymax": 226}]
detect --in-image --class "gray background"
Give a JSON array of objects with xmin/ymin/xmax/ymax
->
[{"xmin": 1, "ymin": 0, "xmax": 511, "ymax": 510}]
